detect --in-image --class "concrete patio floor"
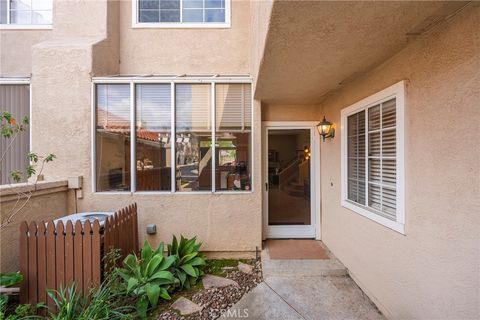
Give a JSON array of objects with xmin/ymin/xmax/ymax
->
[{"xmin": 222, "ymin": 241, "xmax": 385, "ymax": 320}]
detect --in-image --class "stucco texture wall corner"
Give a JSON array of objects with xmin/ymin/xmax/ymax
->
[
  {"xmin": 30, "ymin": 38, "xmax": 103, "ymax": 182},
  {"xmin": 319, "ymin": 6, "xmax": 480, "ymax": 319}
]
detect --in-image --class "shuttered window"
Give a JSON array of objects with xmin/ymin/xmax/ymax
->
[
  {"xmin": 347, "ymin": 99, "xmax": 397, "ymax": 219},
  {"xmin": 341, "ymin": 81, "xmax": 404, "ymax": 233},
  {"xmin": 0, "ymin": 83, "xmax": 30, "ymax": 184}
]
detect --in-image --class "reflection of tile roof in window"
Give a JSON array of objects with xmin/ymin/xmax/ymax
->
[
  {"xmin": 137, "ymin": 130, "xmax": 160, "ymax": 142},
  {"xmin": 99, "ymin": 124, "xmax": 161, "ymax": 143},
  {"xmin": 97, "ymin": 109, "xmax": 130, "ymax": 128}
]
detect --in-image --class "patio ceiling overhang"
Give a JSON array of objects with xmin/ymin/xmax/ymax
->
[{"xmin": 254, "ymin": 1, "xmax": 470, "ymax": 105}]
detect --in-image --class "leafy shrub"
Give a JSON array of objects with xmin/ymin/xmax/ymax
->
[
  {"xmin": 0, "ymin": 272, "xmax": 40, "ymax": 319},
  {"xmin": 167, "ymin": 235, "xmax": 206, "ymax": 290},
  {"xmin": 47, "ymin": 271, "xmax": 133, "ymax": 320},
  {"xmin": 0, "ymin": 272, "xmax": 23, "ymax": 287},
  {"xmin": 117, "ymin": 240, "xmax": 178, "ymax": 318}
]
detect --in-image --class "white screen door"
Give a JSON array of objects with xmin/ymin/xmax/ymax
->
[{"xmin": 263, "ymin": 122, "xmax": 319, "ymax": 239}]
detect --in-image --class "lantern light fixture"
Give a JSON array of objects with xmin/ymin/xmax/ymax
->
[{"xmin": 316, "ymin": 116, "xmax": 335, "ymax": 142}]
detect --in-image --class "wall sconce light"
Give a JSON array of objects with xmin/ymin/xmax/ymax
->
[{"xmin": 316, "ymin": 116, "xmax": 335, "ymax": 142}]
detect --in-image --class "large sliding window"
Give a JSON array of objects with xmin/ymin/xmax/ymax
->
[
  {"xmin": 94, "ymin": 78, "xmax": 252, "ymax": 193},
  {"xmin": 341, "ymin": 81, "xmax": 405, "ymax": 233}
]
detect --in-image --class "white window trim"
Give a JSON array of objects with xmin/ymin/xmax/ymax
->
[
  {"xmin": 91, "ymin": 75, "xmax": 253, "ymax": 195},
  {"xmin": 131, "ymin": 0, "xmax": 231, "ymax": 29},
  {"xmin": 340, "ymin": 81, "xmax": 405, "ymax": 234},
  {"xmin": 0, "ymin": 24, "xmax": 52, "ymax": 30}
]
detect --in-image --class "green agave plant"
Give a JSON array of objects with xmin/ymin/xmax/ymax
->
[
  {"xmin": 167, "ymin": 235, "xmax": 206, "ymax": 290},
  {"xmin": 118, "ymin": 240, "xmax": 178, "ymax": 319}
]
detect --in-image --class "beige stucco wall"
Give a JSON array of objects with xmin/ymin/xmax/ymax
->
[
  {"xmin": 118, "ymin": 0, "xmax": 251, "ymax": 74},
  {"xmin": 0, "ymin": 180, "xmax": 74, "ymax": 272},
  {"xmin": 318, "ymin": 6, "xmax": 479, "ymax": 319},
  {"xmin": 262, "ymin": 104, "xmax": 320, "ymax": 121},
  {"xmin": 0, "ymin": 30, "xmax": 52, "ymax": 76}
]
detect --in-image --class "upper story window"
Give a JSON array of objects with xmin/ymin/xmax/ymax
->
[
  {"xmin": 341, "ymin": 81, "xmax": 405, "ymax": 234},
  {"xmin": 133, "ymin": 0, "xmax": 230, "ymax": 28},
  {"xmin": 0, "ymin": 0, "xmax": 52, "ymax": 28}
]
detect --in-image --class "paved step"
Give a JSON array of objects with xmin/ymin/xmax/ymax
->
[{"xmin": 261, "ymin": 244, "xmax": 347, "ymax": 279}]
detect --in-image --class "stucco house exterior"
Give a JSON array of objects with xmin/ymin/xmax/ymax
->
[{"xmin": 1, "ymin": 0, "xmax": 479, "ymax": 319}]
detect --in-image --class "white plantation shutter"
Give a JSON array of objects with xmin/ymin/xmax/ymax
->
[
  {"xmin": 215, "ymin": 83, "xmax": 252, "ymax": 131},
  {"xmin": 347, "ymin": 111, "xmax": 366, "ymax": 205},
  {"xmin": 136, "ymin": 84, "xmax": 171, "ymax": 130},
  {"xmin": 347, "ymin": 98, "xmax": 397, "ymax": 221},
  {"xmin": 176, "ymin": 84, "xmax": 211, "ymax": 131},
  {"xmin": 96, "ymin": 84, "xmax": 131, "ymax": 129}
]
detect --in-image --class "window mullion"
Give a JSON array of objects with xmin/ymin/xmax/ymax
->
[
  {"xmin": 7, "ymin": 0, "xmax": 10, "ymax": 24},
  {"xmin": 379, "ymin": 102, "xmax": 383, "ymax": 211},
  {"xmin": 211, "ymin": 82, "xmax": 216, "ymax": 192},
  {"xmin": 365, "ymin": 109, "xmax": 369, "ymax": 208},
  {"xmin": 130, "ymin": 82, "xmax": 136, "ymax": 193},
  {"xmin": 170, "ymin": 82, "xmax": 176, "ymax": 192},
  {"xmin": 180, "ymin": 0, "xmax": 183, "ymax": 23}
]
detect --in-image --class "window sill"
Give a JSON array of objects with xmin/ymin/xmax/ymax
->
[
  {"xmin": 93, "ymin": 190, "xmax": 254, "ymax": 195},
  {"xmin": 0, "ymin": 24, "xmax": 52, "ymax": 30},
  {"xmin": 341, "ymin": 199, "xmax": 405, "ymax": 234},
  {"xmin": 131, "ymin": 22, "xmax": 231, "ymax": 29}
]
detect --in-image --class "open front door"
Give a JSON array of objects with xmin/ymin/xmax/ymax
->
[{"xmin": 263, "ymin": 122, "xmax": 320, "ymax": 239}]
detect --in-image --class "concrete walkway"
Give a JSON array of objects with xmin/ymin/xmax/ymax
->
[{"xmin": 222, "ymin": 244, "xmax": 385, "ymax": 320}]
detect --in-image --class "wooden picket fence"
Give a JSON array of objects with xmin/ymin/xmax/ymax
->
[{"xmin": 19, "ymin": 203, "xmax": 139, "ymax": 310}]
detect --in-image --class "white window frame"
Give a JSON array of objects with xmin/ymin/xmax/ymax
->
[
  {"xmin": 340, "ymin": 81, "xmax": 405, "ymax": 234},
  {"xmin": 91, "ymin": 75, "xmax": 253, "ymax": 195},
  {"xmin": 0, "ymin": 0, "xmax": 53, "ymax": 30},
  {"xmin": 131, "ymin": 0, "xmax": 231, "ymax": 29}
]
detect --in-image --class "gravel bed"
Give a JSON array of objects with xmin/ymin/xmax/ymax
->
[{"xmin": 157, "ymin": 260, "xmax": 262, "ymax": 320}]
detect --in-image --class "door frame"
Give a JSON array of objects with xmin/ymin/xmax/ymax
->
[{"xmin": 262, "ymin": 121, "xmax": 321, "ymax": 239}]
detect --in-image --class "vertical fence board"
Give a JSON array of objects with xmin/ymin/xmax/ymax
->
[
  {"xmin": 92, "ymin": 221, "xmax": 101, "ymax": 286},
  {"xmin": 83, "ymin": 221, "xmax": 92, "ymax": 291},
  {"xmin": 74, "ymin": 221, "xmax": 83, "ymax": 293},
  {"xmin": 55, "ymin": 221, "xmax": 65, "ymax": 308},
  {"xmin": 27, "ymin": 222, "xmax": 38, "ymax": 305},
  {"xmin": 133, "ymin": 205, "xmax": 139, "ymax": 252},
  {"xmin": 46, "ymin": 221, "xmax": 56, "ymax": 311},
  {"xmin": 113, "ymin": 213, "xmax": 119, "ymax": 260},
  {"xmin": 36, "ymin": 223, "xmax": 47, "ymax": 313},
  {"xmin": 19, "ymin": 222, "xmax": 29, "ymax": 304},
  {"xmin": 64, "ymin": 221, "xmax": 74, "ymax": 285}
]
